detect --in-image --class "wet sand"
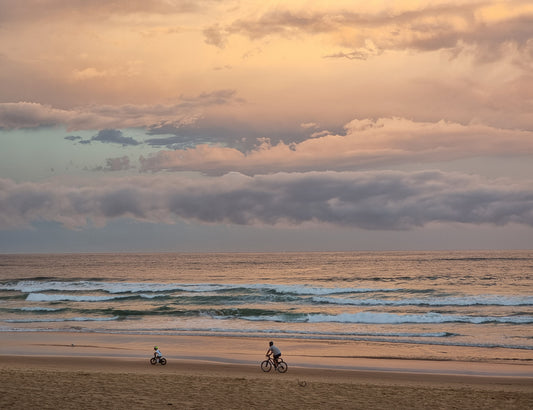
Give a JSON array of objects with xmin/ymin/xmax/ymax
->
[{"xmin": 0, "ymin": 332, "xmax": 532, "ymax": 409}]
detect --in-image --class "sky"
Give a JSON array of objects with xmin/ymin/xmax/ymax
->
[{"xmin": 1, "ymin": 0, "xmax": 533, "ymax": 253}]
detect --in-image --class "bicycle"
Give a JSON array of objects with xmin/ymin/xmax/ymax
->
[
  {"xmin": 150, "ymin": 355, "xmax": 167, "ymax": 365},
  {"xmin": 261, "ymin": 353, "xmax": 288, "ymax": 373}
]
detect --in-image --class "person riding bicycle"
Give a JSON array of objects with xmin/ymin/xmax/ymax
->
[
  {"xmin": 153, "ymin": 346, "xmax": 162, "ymax": 359},
  {"xmin": 266, "ymin": 341, "xmax": 281, "ymax": 367}
]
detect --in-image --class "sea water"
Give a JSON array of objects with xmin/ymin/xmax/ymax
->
[{"xmin": 1, "ymin": 251, "xmax": 532, "ymax": 360}]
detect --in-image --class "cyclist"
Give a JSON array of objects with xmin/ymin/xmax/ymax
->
[
  {"xmin": 266, "ymin": 341, "xmax": 281, "ymax": 367},
  {"xmin": 153, "ymin": 346, "xmax": 162, "ymax": 360}
]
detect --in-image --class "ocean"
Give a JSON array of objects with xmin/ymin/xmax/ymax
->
[{"xmin": 1, "ymin": 251, "xmax": 532, "ymax": 361}]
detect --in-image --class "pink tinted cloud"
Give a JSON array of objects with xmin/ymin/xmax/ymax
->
[
  {"xmin": 139, "ymin": 117, "xmax": 533, "ymax": 175},
  {"xmin": 205, "ymin": 1, "xmax": 533, "ymax": 64},
  {"xmin": 0, "ymin": 91, "xmax": 238, "ymax": 131}
]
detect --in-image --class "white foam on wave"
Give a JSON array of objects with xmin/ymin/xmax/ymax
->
[
  {"xmin": 305, "ymin": 312, "xmax": 533, "ymax": 324},
  {"xmin": 312, "ymin": 295, "xmax": 533, "ymax": 307},
  {"xmin": 183, "ymin": 326, "xmax": 452, "ymax": 339},
  {"xmin": 18, "ymin": 306, "xmax": 59, "ymax": 312},
  {"xmin": 254, "ymin": 283, "xmax": 399, "ymax": 295},
  {"xmin": 26, "ymin": 293, "xmax": 129, "ymax": 302},
  {"xmin": 2, "ymin": 280, "xmax": 399, "ymax": 296},
  {"xmin": 2, "ymin": 280, "xmax": 184, "ymax": 294},
  {"xmin": 5, "ymin": 316, "xmax": 119, "ymax": 323},
  {"xmin": 2, "ymin": 280, "xmax": 248, "ymax": 294}
]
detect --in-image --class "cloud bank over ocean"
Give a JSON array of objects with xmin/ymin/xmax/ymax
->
[
  {"xmin": 2, "ymin": 171, "xmax": 532, "ymax": 231},
  {"xmin": 1, "ymin": 0, "xmax": 532, "ymax": 251}
]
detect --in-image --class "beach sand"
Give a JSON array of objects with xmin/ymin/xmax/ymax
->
[{"xmin": 1, "ymin": 332, "xmax": 532, "ymax": 409}]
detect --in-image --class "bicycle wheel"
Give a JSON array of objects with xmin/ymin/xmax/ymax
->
[
  {"xmin": 260, "ymin": 360, "xmax": 272, "ymax": 372},
  {"xmin": 276, "ymin": 361, "xmax": 288, "ymax": 373},
  {"xmin": 150, "ymin": 358, "xmax": 157, "ymax": 365},
  {"xmin": 160, "ymin": 358, "xmax": 167, "ymax": 365}
]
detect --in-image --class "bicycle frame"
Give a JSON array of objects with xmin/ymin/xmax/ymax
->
[
  {"xmin": 265, "ymin": 353, "xmax": 279, "ymax": 366},
  {"xmin": 261, "ymin": 353, "xmax": 287, "ymax": 373}
]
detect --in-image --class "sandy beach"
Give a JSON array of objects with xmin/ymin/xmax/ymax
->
[{"xmin": 1, "ymin": 332, "xmax": 532, "ymax": 409}]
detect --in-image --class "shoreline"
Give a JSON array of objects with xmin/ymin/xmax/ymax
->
[
  {"xmin": 1, "ymin": 332, "xmax": 532, "ymax": 409},
  {"xmin": 1, "ymin": 331, "xmax": 532, "ymax": 377}
]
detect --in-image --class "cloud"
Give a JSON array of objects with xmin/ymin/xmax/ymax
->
[
  {"xmin": 139, "ymin": 117, "xmax": 533, "ymax": 175},
  {"xmin": 145, "ymin": 113, "xmax": 318, "ymax": 152},
  {"xmin": 203, "ymin": 24, "xmax": 229, "ymax": 48},
  {"xmin": 178, "ymin": 89, "xmax": 243, "ymax": 107},
  {"xmin": 93, "ymin": 156, "xmax": 133, "ymax": 172},
  {"xmin": 144, "ymin": 135, "xmax": 213, "ymax": 149},
  {"xmin": 1, "ymin": 171, "xmax": 532, "ymax": 231},
  {"xmin": 204, "ymin": 1, "xmax": 533, "ymax": 63},
  {"xmin": 323, "ymin": 39, "xmax": 382, "ymax": 60},
  {"xmin": 92, "ymin": 129, "xmax": 140, "ymax": 146},
  {"xmin": 0, "ymin": 90, "xmax": 240, "ymax": 130},
  {"xmin": 64, "ymin": 135, "xmax": 82, "ymax": 141},
  {"xmin": 0, "ymin": 102, "xmax": 72, "ymax": 129},
  {"xmin": 71, "ymin": 67, "xmax": 109, "ymax": 81},
  {"xmin": 0, "ymin": 0, "xmax": 204, "ymax": 24}
]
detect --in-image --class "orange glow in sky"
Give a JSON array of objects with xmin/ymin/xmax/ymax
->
[{"xmin": 0, "ymin": 0, "xmax": 532, "ymax": 252}]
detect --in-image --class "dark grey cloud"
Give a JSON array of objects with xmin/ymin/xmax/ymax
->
[
  {"xmin": 65, "ymin": 135, "xmax": 92, "ymax": 145},
  {"xmin": 1, "ymin": 171, "xmax": 532, "ymax": 231},
  {"xmin": 92, "ymin": 129, "xmax": 140, "ymax": 146},
  {"xmin": 145, "ymin": 116, "xmax": 327, "ymax": 151},
  {"xmin": 93, "ymin": 156, "xmax": 133, "ymax": 172},
  {"xmin": 65, "ymin": 135, "xmax": 82, "ymax": 141}
]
